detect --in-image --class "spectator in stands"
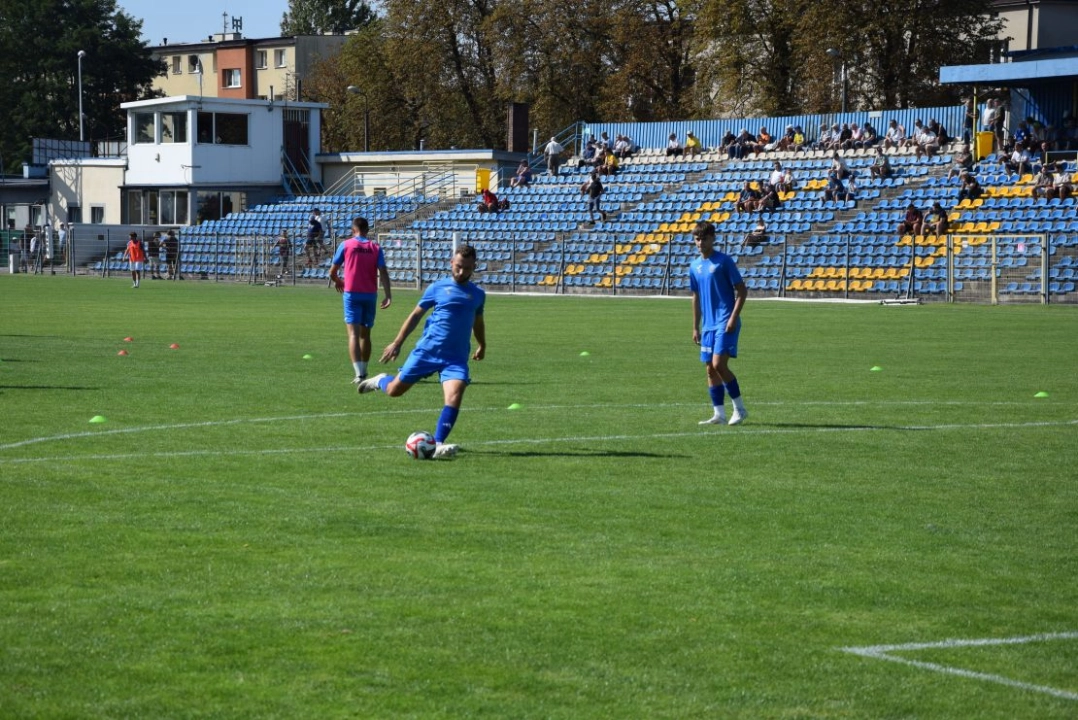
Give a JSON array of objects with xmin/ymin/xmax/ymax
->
[
  {"xmin": 752, "ymin": 127, "xmax": 773, "ymax": 155},
  {"xmin": 957, "ymin": 172, "xmax": 983, "ymax": 202},
  {"xmin": 613, "ymin": 134, "xmax": 633, "ymax": 159},
  {"xmin": 1049, "ymin": 168, "xmax": 1072, "ymax": 201},
  {"xmin": 684, "ymin": 131, "xmax": 702, "ymax": 157},
  {"xmin": 1034, "ymin": 141, "xmax": 1062, "ymax": 174},
  {"xmin": 923, "ymin": 202, "xmax": 949, "ymax": 237},
  {"xmin": 477, "ymin": 188, "xmax": 500, "ymax": 213},
  {"xmin": 831, "ymin": 151, "xmax": 851, "ymax": 180},
  {"xmin": 823, "ymin": 171, "xmax": 847, "ymax": 203},
  {"xmin": 758, "ymin": 180, "xmax": 782, "ymax": 211},
  {"xmin": 1003, "ymin": 142, "xmax": 1033, "ymax": 177},
  {"xmin": 792, "ymin": 125, "xmax": 806, "ymax": 149},
  {"xmin": 730, "ymin": 128, "xmax": 755, "ymax": 159},
  {"xmin": 510, "ymin": 160, "xmax": 533, "ymax": 188},
  {"xmin": 164, "ymin": 230, "xmax": 181, "ymax": 280},
  {"xmin": 600, "ymin": 149, "xmax": 619, "ymax": 176},
  {"xmin": 147, "ymin": 232, "xmax": 164, "ymax": 280},
  {"xmin": 306, "ymin": 208, "xmax": 324, "ymax": 268},
  {"xmin": 275, "ymin": 231, "xmax": 292, "ymax": 274},
  {"xmin": 57, "ymin": 222, "xmax": 67, "ymax": 267},
  {"xmin": 844, "ymin": 173, "xmax": 859, "ymax": 202},
  {"xmin": 775, "ymin": 125, "xmax": 797, "ymax": 152},
  {"xmin": 861, "ymin": 122, "xmax": 879, "ymax": 148},
  {"xmin": 991, "ymin": 98, "xmax": 1008, "ymax": 153},
  {"xmin": 719, "ymin": 129, "xmax": 737, "ymax": 156},
  {"xmin": 666, "ymin": 132, "xmax": 683, "ymax": 157},
  {"xmin": 947, "ymin": 143, "xmax": 975, "ymax": 180},
  {"xmin": 768, "ymin": 161, "xmax": 784, "ymax": 191},
  {"xmin": 848, "ymin": 122, "xmax": 865, "ymax": 150},
  {"xmin": 781, "ymin": 165, "xmax": 796, "ymax": 192},
  {"xmin": 883, "ymin": 119, "xmax": 906, "ymax": 149},
  {"xmin": 913, "ymin": 123, "xmax": 940, "ymax": 159},
  {"xmin": 836, "ymin": 123, "xmax": 854, "ymax": 150},
  {"xmin": 544, "ymin": 136, "xmax": 565, "ymax": 175},
  {"xmin": 928, "ymin": 118, "xmax": 949, "ymax": 146},
  {"xmin": 1012, "ymin": 120, "xmax": 1031, "ymax": 148},
  {"xmin": 582, "ymin": 170, "xmax": 607, "ymax": 223},
  {"xmin": 897, "ymin": 203, "xmax": 924, "ymax": 237},
  {"xmin": 735, "ymin": 181, "xmax": 760, "ymax": 213},
  {"xmin": 581, "ymin": 139, "xmax": 598, "ymax": 166},
  {"xmin": 1032, "ymin": 165, "xmax": 1055, "ymax": 199},
  {"xmin": 869, "ymin": 146, "xmax": 892, "ymax": 179},
  {"xmin": 598, "ymin": 132, "xmax": 612, "ymax": 153}
]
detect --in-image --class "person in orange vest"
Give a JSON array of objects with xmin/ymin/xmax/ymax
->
[{"xmin": 121, "ymin": 231, "xmax": 146, "ymax": 288}]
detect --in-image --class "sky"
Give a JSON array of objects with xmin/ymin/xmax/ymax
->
[{"xmin": 117, "ymin": 1, "xmax": 291, "ymax": 45}]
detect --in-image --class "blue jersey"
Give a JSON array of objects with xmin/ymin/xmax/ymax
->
[
  {"xmin": 690, "ymin": 251, "xmax": 743, "ymax": 332},
  {"xmin": 414, "ymin": 278, "xmax": 485, "ymax": 362}
]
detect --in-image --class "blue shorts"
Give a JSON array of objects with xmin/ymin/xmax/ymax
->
[
  {"xmin": 700, "ymin": 328, "xmax": 739, "ymax": 362},
  {"xmin": 343, "ymin": 292, "xmax": 377, "ymax": 326},
  {"xmin": 398, "ymin": 351, "xmax": 470, "ymax": 385}
]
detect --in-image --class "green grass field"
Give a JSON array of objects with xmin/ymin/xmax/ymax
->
[{"xmin": 1, "ymin": 275, "xmax": 1076, "ymax": 718}]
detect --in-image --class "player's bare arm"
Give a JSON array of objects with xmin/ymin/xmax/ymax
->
[
  {"xmin": 471, "ymin": 314, "xmax": 486, "ymax": 361},
  {"xmin": 380, "ymin": 305, "xmax": 426, "ymax": 362}
]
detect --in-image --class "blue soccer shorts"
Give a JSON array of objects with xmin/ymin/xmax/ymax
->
[
  {"xmin": 397, "ymin": 351, "xmax": 470, "ymax": 385},
  {"xmin": 343, "ymin": 292, "xmax": 378, "ymax": 326},
  {"xmin": 700, "ymin": 327, "xmax": 739, "ymax": 363}
]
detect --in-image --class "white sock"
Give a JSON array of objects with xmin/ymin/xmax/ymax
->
[
  {"xmin": 732, "ymin": 396, "xmax": 746, "ymax": 413},
  {"xmin": 352, "ymin": 361, "xmax": 363, "ymax": 377}
]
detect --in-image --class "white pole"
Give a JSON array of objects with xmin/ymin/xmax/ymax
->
[{"xmin": 77, "ymin": 51, "xmax": 86, "ymax": 142}]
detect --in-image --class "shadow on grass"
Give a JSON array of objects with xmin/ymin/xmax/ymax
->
[
  {"xmin": 468, "ymin": 449, "xmax": 686, "ymax": 459},
  {"xmin": 0, "ymin": 385, "xmax": 99, "ymax": 391}
]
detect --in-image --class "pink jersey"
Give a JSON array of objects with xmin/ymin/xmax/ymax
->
[{"xmin": 334, "ymin": 237, "xmax": 385, "ymax": 294}]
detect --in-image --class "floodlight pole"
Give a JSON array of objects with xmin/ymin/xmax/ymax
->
[
  {"xmin": 77, "ymin": 50, "xmax": 87, "ymax": 141},
  {"xmin": 346, "ymin": 85, "xmax": 370, "ymax": 153}
]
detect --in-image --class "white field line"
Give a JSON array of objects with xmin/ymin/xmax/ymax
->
[
  {"xmin": 841, "ymin": 631, "xmax": 1078, "ymax": 701},
  {"xmin": 1, "ymin": 417, "xmax": 1077, "ymax": 465},
  {"xmin": 0, "ymin": 399, "xmax": 1061, "ymax": 453}
]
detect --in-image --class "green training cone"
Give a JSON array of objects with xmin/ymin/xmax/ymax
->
[
  {"xmin": 303, "ymin": 354, "xmax": 313, "ymax": 360},
  {"xmin": 870, "ymin": 366, "xmax": 882, "ymax": 372},
  {"xmin": 1034, "ymin": 391, "xmax": 1049, "ymax": 398},
  {"xmin": 507, "ymin": 403, "xmax": 522, "ymax": 410},
  {"xmin": 89, "ymin": 415, "xmax": 107, "ymax": 424},
  {"xmin": 579, "ymin": 351, "xmax": 591, "ymax": 357}
]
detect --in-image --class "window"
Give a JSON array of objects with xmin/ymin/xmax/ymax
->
[
  {"xmin": 134, "ymin": 113, "xmax": 155, "ymax": 144},
  {"xmin": 195, "ymin": 112, "xmax": 249, "ymax": 145},
  {"xmin": 91, "ymin": 206, "xmax": 105, "ymax": 224},
  {"xmin": 159, "ymin": 191, "xmax": 189, "ymax": 225},
  {"xmin": 68, "ymin": 205, "xmax": 83, "ymax": 224},
  {"xmin": 171, "ymin": 56, "xmax": 182, "ymax": 74},
  {"xmin": 274, "ymin": 49, "xmax": 287, "ymax": 68},
  {"xmin": 196, "ymin": 191, "xmax": 245, "ymax": 224},
  {"xmin": 125, "ymin": 191, "xmax": 142, "ymax": 224},
  {"xmin": 188, "ymin": 55, "xmax": 201, "ymax": 74},
  {"xmin": 223, "ymin": 69, "xmax": 241, "ymax": 88},
  {"xmin": 161, "ymin": 112, "xmax": 187, "ymax": 144},
  {"xmin": 256, "ymin": 50, "xmax": 267, "ymax": 69}
]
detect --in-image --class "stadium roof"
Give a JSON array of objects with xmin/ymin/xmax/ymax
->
[{"xmin": 940, "ymin": 56, "xmax": 1078, "ymax": 87}]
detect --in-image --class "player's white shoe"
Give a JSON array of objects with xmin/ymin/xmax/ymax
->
[
  {"xmin": 728, "ymin": 408, "xmax": 748, "ymax": 425},
  {"xmin": 351, "ymin": 375, "xmax": 367, "ymax": 388},
  {"xmin": 357, "ymin": 373, "xmax": 388, "ymax": 394},
  {"xmin": 432, "ymin": 443, "xmax": 458, "ymax": 459},
  {"xmin": 698, "ymin": 413, "xmax": 726, "ymax": 425}
]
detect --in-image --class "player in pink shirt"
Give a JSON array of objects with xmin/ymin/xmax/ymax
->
[{"xmin": 329, "ymin": 217, "xmax": 393, "ymax": 386}]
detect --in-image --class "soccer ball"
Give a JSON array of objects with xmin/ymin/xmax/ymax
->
[{"xmin": 405, "ymin": 431, "xmax": 436, "ymax": 460}]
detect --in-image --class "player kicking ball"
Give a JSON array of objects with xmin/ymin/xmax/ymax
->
[
  {"xmin": 357, "ymin": 244, "xmax": 486, "ymax": 459},
  {"xmin": 690, "ymin": 221, "xmax": 749, "ymax": 426}
]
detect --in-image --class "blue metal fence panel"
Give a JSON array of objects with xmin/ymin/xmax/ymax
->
[{"xmin": 582, "ymin": 104, "xmax": 965, "ymax": 151}]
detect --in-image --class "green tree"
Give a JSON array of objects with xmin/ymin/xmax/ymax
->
[
  {"xmin": 0, "ymin": 0, "xmax": 162, "ymax": 166},
  {"xmin": 281, "ymin": 0, "xmax": 376, "ymax": 35}
]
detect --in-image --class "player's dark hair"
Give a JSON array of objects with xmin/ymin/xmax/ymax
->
[
  {"xmin": 692, "ymin": 221, "xmax": 716, "ymax": 240},
  {"xmin": 456, "ymin": 243, "xmax": 478, "ymax": 260},
  {"xmin": 353, "ymin": 217, "xmax": 369, "ymax": 235}
]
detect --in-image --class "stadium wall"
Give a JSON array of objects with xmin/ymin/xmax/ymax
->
[{"xmin": 581, "ymin": 105, "xmax": 966, "ymax": 153}]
